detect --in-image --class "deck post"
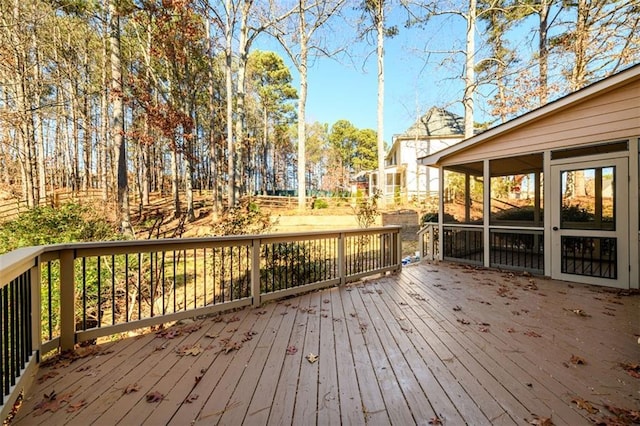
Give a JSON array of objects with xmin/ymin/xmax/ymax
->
[
  {"xmin": 30, "ymin": 259, "xmax": 42, "ymax": 355},
  {"xmin": 251, "ymin": 238, "xmax": 261, "ymax": 307},
  {"xmin": 59, "ymin": 249, "xmax": 76, "ymax": 351},
  {"xmin": 338, "ymin": 232, "xmax": 346, "ymax": 285}
]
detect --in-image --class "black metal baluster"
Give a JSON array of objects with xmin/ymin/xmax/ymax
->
[{"xmin": 82, "ymin": 258, "xmax": 87, "ymax": 330}]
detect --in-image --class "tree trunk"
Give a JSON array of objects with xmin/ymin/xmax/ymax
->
[
  {"xmin": 538, "ymin": 0, "xmax": 549, "ymax": 105},
  {"xmin": 100, "ymin": 11, "xmax": 109, "ymax": 202},
  {"xmin": 375, "ymin": 0, "xmax": 386, "ymax": 208},
  {"xmin": 109, "ymin": 0, "xmax": 131, "ymax": 233},
  {"xmin": 571, "ymin": 0, "xmax": 588, "ymax": 91},
  {"xmin": 296, "ymin": 2, "xmax": 307, "ymax": 210},
  {"xmin": 463, "ymin": 0, "xmax": 476, "ymax": 139},
  {"xmin": 171, "ymin": 147, "xmax": 181, "ymax": 218},
  {"xmin": 235, "ymin": 0, "xmax": 251, "ymax": 202},
  {"xmin": 225, "ymin": 0, "xmax": 235, "ymax": 207}
]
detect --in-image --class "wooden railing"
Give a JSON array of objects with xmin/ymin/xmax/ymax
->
[
  {"xmin": 0, "ymin": 227, "xmax": 401, "ymax": 418},
  {"xmin": 417, "ymin": 223, "xmax": 439, "ymax": 261}
]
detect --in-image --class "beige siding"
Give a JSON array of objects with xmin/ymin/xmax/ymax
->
[{"xmin": 441, "ymin": 79, "xmax": 640, "ymax": 165}]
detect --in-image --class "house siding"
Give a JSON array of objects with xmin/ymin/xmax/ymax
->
[{"xmin": 440, "ymin": 79, "xmax": 640, "ymax": 166}]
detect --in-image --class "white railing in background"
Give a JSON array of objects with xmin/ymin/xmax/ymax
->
[{"xmin": 417, "ymin": 223, "xmax": 439, "ymax": 261}]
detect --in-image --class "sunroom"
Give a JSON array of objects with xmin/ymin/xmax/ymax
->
[{"xmin": 419, "ymin": 64, "xmax": 640, "ymax": 289}]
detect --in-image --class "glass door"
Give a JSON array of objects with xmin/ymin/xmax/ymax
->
[{"xmin": 550, "ymin": 157, "xmax": 629, "ymax": 287}]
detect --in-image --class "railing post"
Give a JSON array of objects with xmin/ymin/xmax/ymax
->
[
  {"xmin": 395, "ymin": 230, "xmax": 402, "ymax": 272},
  {"xmin": 338, "ymin": 232, "xmax": 346, "ymax": 285},
  {"xmin": 30, "ymin": 259, "xmax": 41, "ymax": 356},
  {"xmin": 428, "ymin": 225, "xmax": 434, "ymax": 260},
  {"xmin": 59, "ymin": 249, "xmax": 75, "ymax": 351},
  {"xmin": 251, "ymin": 238, "xmax": 261, "ymax": 307}
]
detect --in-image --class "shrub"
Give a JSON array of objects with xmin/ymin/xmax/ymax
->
[
  {"xmin": 0, "ymin": 202, "xmax": 118, "ymax": 253},
  {"xmin": 312, "ymin": 198, "xmax": 329, "ymax": 209},
  {"xmin": 211, "ymin": 199, "xmax": 273, "ymax": 236},
  {"xmin": 354, "ymin": 192, "xmax": 380, "ymax": 229},
  {"xmin": 420, "ymin": 212, "xmax": 455, "ymax": 225}
]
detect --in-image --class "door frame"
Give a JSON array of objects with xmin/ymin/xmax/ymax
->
[{"xmin": 550, "ymin": 155, "xmax": 629, "ymax": 288}]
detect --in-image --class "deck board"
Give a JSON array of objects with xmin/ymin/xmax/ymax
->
[{"xmin": 11, "ymin": 262, "xmax": 640, "ymax": 425}]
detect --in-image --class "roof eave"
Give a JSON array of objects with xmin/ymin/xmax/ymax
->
[{"xmin": 418, "ymin": 64, "xmax": 640, "ymax": 167}]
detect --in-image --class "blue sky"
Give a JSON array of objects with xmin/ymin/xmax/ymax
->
[{"xmin": 254, "ymin": 5, "xmax": 534, "ymax": 144}]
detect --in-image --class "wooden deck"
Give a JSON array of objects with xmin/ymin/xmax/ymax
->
[{"xmin": 11, "ymin": 262, "xmax": 640, "ymax": 425}]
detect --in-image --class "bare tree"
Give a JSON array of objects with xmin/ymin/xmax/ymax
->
[
  {"xmin": 270, "ymin": 0, "xmax": 347, "ymax": 210},
  {"xmin": 108, "ymin": 0, "xmax": 131, "ymax": 233}
]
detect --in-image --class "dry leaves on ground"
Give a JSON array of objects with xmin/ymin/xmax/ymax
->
[
  {"xmin": 571, "ymin": 396, "xmax": 599, "ymax": 414},
  {"xmin": 185, "ymin": 394, "xmax": 199, "ymax": 403},
  {"xmin": 306, "ymin": 353, "xmax": 318, "ymax": 363},
  {"xmin": 33, "ymin": 390, "xmax": 74, "ymax": 416},
  {"xmin": 146, "ymin": 391, "xmax": 164, "ymax": 403},
  {"xmin": 428, "ymin": 416, "xmax": 442, "ymax": 425},
  {"xmin": 123, "ymin": 383, "xmax": 141, "ymax": 394},
  {"xmin": 524, "ymin": 331, "xmax": 542, "ymax": 338},
  {"xmin": 37, "ymin": 371, "xmax": 60, "ymax": 384},
  {"xmin": 564, "ymin": 308, "xmax": 591, "ymax": 317},
  {"xmin": 570, "ymin": 355, "xmax": 586, "ymax": 365},
  {"xmin": 603, "ymin": 404, "xmax": 640, "ymax": 423},
  {"xmin": 40, "ymin": 346, "xmax": 111, "ymax": 369},
  {"xmin": 65, "ymin": 400, "xmax": 86, "ymax": 413},
  {"xmin": 223, "ymin": 341, "xmax": 243, "ymax": 354},
  {"xmin": 286, "ymin": 345, "xmax": 298, "ymax": 355},
  {"xmin": 457, "ymin": 318, "xmax": 470, "ymax": 325},
  {"xmin": 619, "ymin": 362, "xmax": 640, "ymax": 379},
  {"xmin": 176, "ymin": 343, "xmax": 203, "ymax": 356},
  {"xmin": 529, "ymin": 416, "xmax": 554, "ymax": 425}
]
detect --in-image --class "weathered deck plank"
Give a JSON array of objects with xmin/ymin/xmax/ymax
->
[{"xmin": 11, "ymin": 262, "xmax": 639, "ymax": 426}]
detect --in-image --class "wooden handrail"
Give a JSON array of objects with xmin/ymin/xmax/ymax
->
[{"xmin": 0, "ymin": 227, "xmax": 402, "ymax": 418}]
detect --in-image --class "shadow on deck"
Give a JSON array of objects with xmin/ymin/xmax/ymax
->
[{"xmin": 11, "ymin": 263, "xmax": 640, "ymax": 425}]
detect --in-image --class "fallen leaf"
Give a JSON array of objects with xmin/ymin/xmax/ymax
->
[
  {"xmin": 570, "ymin": 355, "xmax": 586, "ymax": 365},
  {"xmin": 223, "ymin": 341, "xmax": 243, "ymax": 354},
  {"xmin": 286, "ymin": 345, "xmax": 298, "ymax": 355},
  {"xmin": 224, "ymin": 316, "xmax": 240, "ymax": 323},
  {"xmin": 38, "ymin": 371, "xmax": 60, "ymax": 384},
  {"xmin": 146, "ymin": 391, "xmax": 164, "ymax": 403},
  {"xmin": 255, "ymin": 310, "xmax": 267, "ymax": 315},
  {"xmin": 242, "ymin": 331, "xmax": 258, "ymax": 342},
  {"xmin": 507, "ymin": 328, "xmax": 516, "ymax": 333},
  {"xmin": 620, "ymin": 362, "xmax": 640, "ymax": 379},
  {"xmin": 33, "ymin": 390, "xmax": 74, "ymax": 416},
  {"xmin": 524, "ymin": 331, "xmax": 542, "ymax": 338},
  {"xmin": 323, "ymin": 299, "xmax": 330, "ymax": 304},
  {"xmin": 478, "ymin": 326, "xmax": 489, "ymax": 332},
  {"xmin": 74, "ymin": 365, "xmax": 92, "ymax": 372},
  {"xmin": 306, "ymin": 353, "xmax": 318, "ymax": 363},
  {"xmin": 204, "ymin": 333, "xmax": 218, "ymax": 339},
  {"xmin": 453, "ymin": 305, "xmax": 462, "ymax": 311},
  {"xmin": 401, "ymin": 326, "xmax": 413, "ymax": 333},
  {"xmin": 428, "ymin": 416, "xmax": 442, "ymax": 425},
  {"xmin": 604, "ymin": 404, "xmax": 640, "ymax": 423},
  {"xmin": 571, "ymin": 396, "xmax": 599, "ymax": 414},
  {"xmin": 181, "ymin": 323, "xmax": 202, "ymax": 334},
  {"xmin": 176, "ymin": 343, "xmax": 202, "ymax": 356},
  {"xmin": 565, "ymin": 308, "xmax": 591, "ymax": 317},
  {"xmin": 124, "ymin": 383, "xmax": 140, "ymax": 394},
  {"xmin": 529, "ymin": 416, "xmax": 554, "ymax": 425},
  {"xmin": 457, "ymin": 318, "xmax": 470, "ymax": 325},
  {"xmin": 65, "ymin": 400, "xmax": 86, "ymax": 413},
  {"xmin": 185, "ymin": 394, "xmax": 199, "ymax": 403}
]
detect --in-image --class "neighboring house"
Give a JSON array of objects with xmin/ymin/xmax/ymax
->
[
  {"xmin": 372, "ymin": 107, "xmax": 464, "ymax": 202},
  {"xmin": 419, "ymin": 64, "xmax": 640, "ymax": 289}
]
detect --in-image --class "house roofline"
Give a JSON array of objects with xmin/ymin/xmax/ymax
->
[{"xmin": 418, "ymin": 63, "xmax": 640, "ymax": 167}]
